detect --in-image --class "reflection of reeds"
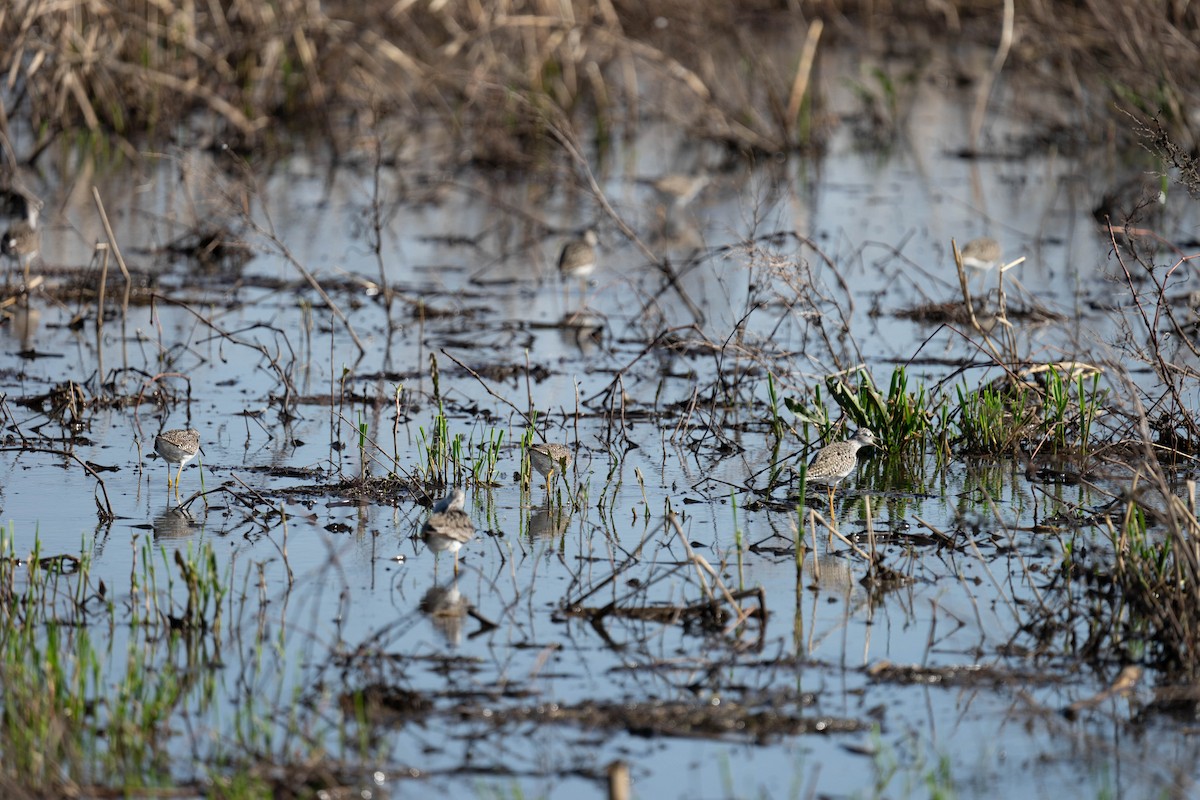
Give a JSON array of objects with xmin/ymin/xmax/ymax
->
[
  {"xmin": 0, "ymin": 530, "xmax": 230, "ymax": 792},
  {"xmin": 1061, "ymin": 454, "xmax": 1200, "ymax": 677}
]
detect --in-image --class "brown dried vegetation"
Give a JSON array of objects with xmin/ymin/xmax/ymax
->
[{"xmin": 3, "ymin": 0, "xmax": 1200, "ymax": 163}]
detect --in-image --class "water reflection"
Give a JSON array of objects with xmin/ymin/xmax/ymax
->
[
  {"xmin": 418, "ymin": 581, "xmax": 470, "ymax": 647},
  {"xmin": 153, "ymin": 506, "xmax": 196, "ymax": 540},
  {"xmin": 528, "ymin": 506, "xmax": 571, "ymax": 538},
  {"xmin": 418, "ymin": 579, "xmax": 497, "ymax": 646},
  {"xmin": 555, "ymin": 310, "xmax": 604, "ymax": 355}
]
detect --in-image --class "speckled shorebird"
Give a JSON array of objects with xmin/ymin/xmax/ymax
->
[
  {"xmin": 959, "ymin": 236, "xmax": 1001, "ymax": 272},
  {"xmin": 2, "ymin": 218, "xmax": 39, "ymax": 284},
  {"xmin": 558, "ymin": 229, "xmax": 597, "ymax": 303},
  {"xmin": 803, "ymin": 428, "xmax": 879, "ymax": 517},
  {"xmin": 154, "ymin": 428, "xmax": 200, "ymax": 492},
  {"xmin": 421, "ymin": 488, "xmax": 475, "ymax": 574},
  {"xmin": 528, "ymin": 442, "xmax": 572, "ymax": 494}
]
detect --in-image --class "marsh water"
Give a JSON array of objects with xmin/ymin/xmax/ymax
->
[{"xmin": 5, "ymin": 45, "xmax": 1200, "ymax": 799}]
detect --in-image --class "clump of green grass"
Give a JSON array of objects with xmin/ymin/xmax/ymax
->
[
  {"xmin": 781, "ymin": 362, "xmax": 1112, "ymax": 471},
  {"xmin": 785, "ymin": 382, "xmax": 832, "ymax": 443},
  {"xmin": 953, "ymin": 382, "xmax": 1031, "ymax": 455},
  {"xmin": 473, "ymin": 427, "xmax": 507, "ymax": 486},
  {"xmin": 518, "ymin": 419, "xmax": 539, "ymax": 493},
  {"xmin": 416, "ymin": 408, "xmax": 456, "ymax": 486},
  {"xmin": 1098, "ymin": 484, "xmax": 1200, "ymax": 674},
  {"xmin": 787, "ymin": 366, "xmax": 939, "ymax": 450},
  {"xmin": 951, "ymin": 365, "xmax": 1107, "ymax": 457},
  {"xmin": 1039, "ymin": 365, "xmax": 1106, "ymax": 451},
  {"xmin": 416, "ymin": 356, "xmax": 506, "ymax": 488},
  {"xmin": 417, "ymin": 353, "xmax": 457, "ymax": 486}
]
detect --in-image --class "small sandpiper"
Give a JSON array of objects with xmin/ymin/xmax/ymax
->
[
  {"xmin": 558, "ymin": 229, "xmax": 597, "ymax": 305},
  {"xmin": 959, "ymin": 237, "xmax": 1001, "ymax": 272},
  {"xmin": 421, "ymin": 488, "xmax": 475, "ymax": 573},
  {"xmin": 2, "ymin": 218, "xmax": 40, "ymax": 286},
  {"xmin": 802, "ymin": 428, "xmax": 879, "ymax": 517},
  {"xmin": 645, "ymin": 173, "xmax": 709, "ymax": 211},
  {"xmin": 155, "ymin": 428, "xmax": 200, "ymax": 493},
  {"xmin": 528, "ymin": 442, "xmax": 572, "ymax": 494}
]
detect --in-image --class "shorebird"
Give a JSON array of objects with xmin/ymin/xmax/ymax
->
[
  {"xmin": 2, "ymin": 218, "xmax": 39, "ymax": 286},
  {"xmin": 528, "ymin": 442, "xmax": 572, "ymax": 495},
  {"xmin": 155, "ymin": 428, "xmax": 200, "ymax": 493},
  {"xmin": 802, "ymin": 428, "xmax": 879, "ymax": 518},
  {"xmin": 558, "ymin": 230, "xmax": 597, "ymax": 304},
  {"xmin": 421, "ymin": 488, "xmax": 475, "ymax": 574},
  {"xmin": 644, "ymin": 173, "xmax": 709, "ymax": 211},
  {"xmin": 959, "ymin": 236, "xmax": 1001, "ymax": 272}
]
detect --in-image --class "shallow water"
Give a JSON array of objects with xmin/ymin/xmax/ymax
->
[{"xmin": 3, "ymin": 47, "xmax": 1200, "ymax": 800}]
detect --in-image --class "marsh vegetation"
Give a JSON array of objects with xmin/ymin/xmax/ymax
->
[{"xmin": 2, "ymin": 1, "xmax": 1200, "ymax": 798}]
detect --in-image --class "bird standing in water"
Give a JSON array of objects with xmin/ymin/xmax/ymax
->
[
  {"xmin": 155, "ymin": 428, "xmax": 201, "ymax": 495},
  {"xmin": 558, "ymin": 229, "xmax": 597, "ymax": 306},
  {"xmin": 802, "ymin": 428, "xmax": 879, "ymax": 519},
  {"xmin": 2, "ymin": 211, "xmax": 40, "ymax": 287},
  {"xmin": 528, "ymin": 442, "xmax": 572, "ymax": 497},
  {"xmin": 421, "ymin": 488, "xmax": 476, "ymax": 574}
]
